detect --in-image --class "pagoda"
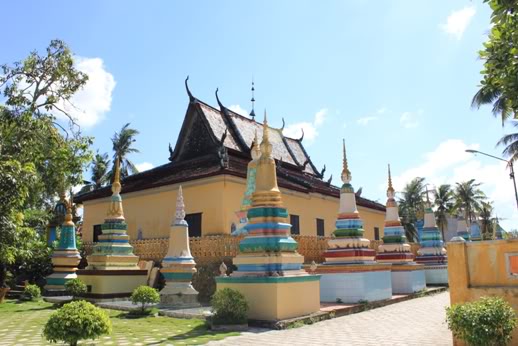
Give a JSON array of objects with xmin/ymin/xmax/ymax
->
[
  {"xmin": 44, "ymin": 194, "xmax": 81, "ymax": 294},
  {"xmin": 160, "ymin": 186, "xmax": 200, "ymax": 307},
  {"xmin": 313, "ymin": 140, "xmax": 392, "ymax": 303},
  {"xmin": 77, "ymin": 159, "xmax": 148, "ymax": 300},
  {"xmin": 415, "ymin": 200, "xmax": 448, "ymax": 285},
  {"xmin": 455, "ymin": 212, "xmax": 471, "ymax": 241},
  {"xmin": 216, "ymin": 113, "xmax": 320, "ymax": 321},
  {"xmin": 233, "ymin": 131, "xmax": 261, "ymax": 235},
  {"xmin": 376, "ymin": 165, "xmax": 425, "ymax": 294}
]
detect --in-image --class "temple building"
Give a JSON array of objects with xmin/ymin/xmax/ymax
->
[{"xmin": 75, "ymin": 78, "xmax": 385, "ymax": 242}]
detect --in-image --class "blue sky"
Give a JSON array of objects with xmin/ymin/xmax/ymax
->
[{"xmin": 2, "ymin": 1, "xmax": 516, "ymax": 229}]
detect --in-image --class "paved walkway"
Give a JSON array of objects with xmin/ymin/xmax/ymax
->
[{"xmin": 208, "ymin": 292, "xmax": 452, "ymax": 346}]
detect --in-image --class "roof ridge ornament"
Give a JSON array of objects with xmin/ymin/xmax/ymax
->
[
  {"xmin": 215, "ymin": 87, "xmax": 223, "ymax": 108},
  {"xmin": 250, "ymin": 78, "xmax": 256, "ymax": 119},
  {"xmin": 280, "ymin": 118, "xmax": 285, "ymax": 131},
  {"xmin": 298, "ymin": 128, "xmax": 304, "ymax": 142},
  {"xmin": 185, "ymin": 76, "xmax": 194, "ymax": 102}
]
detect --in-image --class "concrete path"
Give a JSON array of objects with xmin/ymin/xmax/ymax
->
[{"xmin": 207, "ymin": 291, "xmax": 452, "ymax": 346}]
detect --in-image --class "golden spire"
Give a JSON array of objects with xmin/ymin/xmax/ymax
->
[
  {"xmin": 112, "ymin": 157, "xmax": 121, "ymax": 194},
  {"xmin": 107, "ymin": 157, "xmax": 124, "ymax": 219},
  {"xmin": 63, "ymin": 196, "xmax": 74, "ymax": 227},
  {"xmin": 251, "ymin": 129, "xmax": 261, "ymax": 160},
  {"xmin": 260, "ymin": 110, "xmax": 273, "ymax": 160},
  {"xmin": 388, "ymin": 164, "xmax": 394, "ymax": 193},
  {"xmin": 341, "ymin": 139, "xmax": 351, "ymax": 183}
]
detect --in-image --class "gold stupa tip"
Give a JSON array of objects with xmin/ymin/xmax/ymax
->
[
  {"xmin": 342, "ymin": 139, "xmax": 351, "ymax": 178},
  {"xmin": 112, "ymin": 157, "xmax": 121, "ymax": 194},
  {"xmin": 63, "ymin": 197, "xmax": 74, "ymax": 226},
  {"xmin": 388, "ymin": 164, "xmax": 394, "ymax": 192}
]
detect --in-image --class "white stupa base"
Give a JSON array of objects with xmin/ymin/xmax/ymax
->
[
  {"xmin": 424, "ymin": 265, "xmax": 449, "ymax": 285},
  {"xmin": 391, "ymin": 268, "xmax": 426, "ymax": 294},
  {"xmin": 159, "ymin": 282, "xmax": 200, "ymax": 308}
]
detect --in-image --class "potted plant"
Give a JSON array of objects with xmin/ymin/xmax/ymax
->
[
  {"xmin": 210, "ymin": 288, "xmax": 249, "ymax": 331},
  {"xmin": 130, "ymin": 285, "xmax": 159, "ymax": 316},
  {"xmin": 446, "ymin": 296, "xmax": 517, "ymax": 346}
]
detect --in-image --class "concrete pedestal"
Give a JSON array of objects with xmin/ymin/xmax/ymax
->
[
  {"xmin": 216, "ymin": 275, "xmax": 320, "ymax": 321},
  {"xmin": 391, "ymin": 264, "xmax": 426, "ymax": 294},
  {"xmin": 160, "ymin": 283, "xmax": 200, "ymax": 308},
  {"xmin": 423, "ymin": 265, "xmax": 448, "ymax": 285},
  {"xmin": 77, "ymin": 269, "xmax": 148, "ymax": 301},
  {"xmin": 316, "ymin": 264, "xmax": 392, "ymax": 303}
]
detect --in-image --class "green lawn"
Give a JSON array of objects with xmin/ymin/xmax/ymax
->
[{"xmin": 0, "ymin": 299, "xmax": 238, "ymax": 345}]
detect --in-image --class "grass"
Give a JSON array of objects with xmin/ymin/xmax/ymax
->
[{"xmin": 0, "ymin": 299, "xmax": 238, "ymax": 345}]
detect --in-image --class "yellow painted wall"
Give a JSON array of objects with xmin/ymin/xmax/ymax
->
[
  {"xmin": 447, "ymin": 240, "xmax": 518, "ymax": 344},
  {"xmin": 81, "ymin": 175, "xmax": 385, "ymax": 242}
]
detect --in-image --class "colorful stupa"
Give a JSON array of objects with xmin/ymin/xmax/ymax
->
[
  {"xmin": 415, "ymin": 200, "xmax": 448, "ymax": 285},
  {"xmin": 216, "ymin": 112, "xmax": 320, "ymax": 321},
  {"xmin": 376, "ymin": 165, "xmax": 425, "ymax": 294},
  {"xmin": 45, "ymin": 193, "xmax": 81, "ymax": 294},
  {"xmin": 233, "ymin": 131, "xmax": 262, "ymax": 235},
  {"xmin": 455, "ymin": 211, "xmax": 471, "ymax": 241},
  {"xmin": 160, "ymin": 186, "xmax": 200, "ymax": 307},
  {"xmin": 46, "ymin": 195, "xmax": 67, "ymax": 246},
  {"xmin": 77, "ymin": 158, "xmax": 148, "ymax": 300},
  {"xmin": 314, "ymin": 140, "xmax": 392, "ymax": 303}
]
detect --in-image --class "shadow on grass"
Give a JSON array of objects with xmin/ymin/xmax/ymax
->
[{"xmin": 148, "ymin": 324, "xmax": 235, "ymax": 345}]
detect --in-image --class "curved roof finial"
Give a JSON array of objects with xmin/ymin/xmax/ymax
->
[
  {"xmin": 215, "ymin": 87, "xmax": 223, "ymax": 109},
  {"xmin": 250, "ymin": 78, "xmax": 256, "ymax": 119},
  {"xmin": 185, "ymin": 76, "xmax": 194, "ymax": 102},
  {"xmin": 280, "ymin": 117, "xmax": 285, "ymax": 131},
  {"xmin": 298, "ymin": 128, "xmax": 305, "ymax": 142}
]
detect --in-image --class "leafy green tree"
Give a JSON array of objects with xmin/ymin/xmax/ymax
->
[
  {"xmin": 454, "ymin": 180, "xmax": 486, "ymax": 224},
  {"xmin": 472, "ymin": 1, "xmax": 518, "ymax": 123},
  {"xmin": 398, "ymin": 177, "xmax": 426, "ymax": 242},
  {"xmin": 90, "ymin": 151, "xmax": 110, "ymax": 188},
  {"xmin": 130, "ymin": 286, "xmax": 159, "ymax": 314},
  {"xmin": 434, "ymin": 184, "xmax": 454, "ymax": 241},
  {"xmin": 109, "ymin": 123, "xmax": 140, "ymax": 180}
]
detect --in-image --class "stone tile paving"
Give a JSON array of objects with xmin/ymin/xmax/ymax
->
[
  {"xmin": 208, "ymin": 291, "xmax": 453, "ymax": 346},
  {"xmin": 0, "ymin": 300, "xmax": 236, "ymax": 345}
]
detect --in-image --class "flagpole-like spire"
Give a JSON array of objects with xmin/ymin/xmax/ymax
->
[
  {"xmin": 341, "ymin": 139, "xmax": 351, "ymax": 183},
  {"xmin": 260, "ymin": 110, "xmax": 272, "ymax": 159},
  {"xmin": 387, "ymin": 164, "xmax": 395, "ymax": 196},
  {"xmin": 107, "ymin": 157, "xmax": 124, "ymax": 219},
  {"xmin": 249, "ymin": 78, "xmax": 256, "ymax": 119}
]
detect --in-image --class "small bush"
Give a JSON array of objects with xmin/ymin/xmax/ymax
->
[
  {"xmin": 64, "ymin": 278, "xmax": 87, "ymax": 298},
  {"xmin": 131, "ymin": 285, "xmax": 159, "ymax": 314},
  {"xmin": 446, "ymin": 296, "xmax": 517, "ymax": 346},
  {"xmin": 23, "ymin": 284, "xmax": 41, "ymax": 301},
  {"xmin": 211, "ymin": 288, "xmax": 248, "ymax": 325},
  {"xmin": 192, "ymin": 260, "xmax": 236, "ymax": 303},
  {"xmin": 43, "ymin": 300, "xmax": 111, "ymax": 346}
]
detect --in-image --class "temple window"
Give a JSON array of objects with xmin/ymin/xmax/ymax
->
[
  {"xmin": 93, "ymin": 224, "xmax": 102, "ymax": 242},
  {"xmin": 290, "ymin": 215, "xmax": 300, "ymax": 235},
  {"xmin": 316, "ymin": 218, "xmax": 325, "ymax": 237},
  {"xmin": 185, "ymin": 213, "xmax": 202, "ymax": 238},
  {"xmin": 507, "ymin": 253, "xmax": 518, "ymax": 278},
  {"xmin": 374, "ymin": 227, "xmax": 380, "ymax": 240}
]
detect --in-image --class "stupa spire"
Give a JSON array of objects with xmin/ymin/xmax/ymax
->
[
  {"xmin": 251, "ymin": 129, "xmax": 261, "ymax": 160},
  {"xmin": 107, "ymin": 158, "xmax": 124, "ymax": 220},
  {"xmin": 341, "ymin": 139, "xmax": 351, "ymax": 183},
  {"xmin": 63, "ymin": 196, "xmax": 74, "ymax": 227},
  {"xmin": 174, "ymin": 186, "xmax": 187, "ymax": 226},
  {"xmin": 387, "ymin": 164, "xmax": 395, "ymax": 197}
]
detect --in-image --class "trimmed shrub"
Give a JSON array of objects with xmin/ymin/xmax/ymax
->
[
  {"xmin": 43, "ymin": 300, "xmax": 111, "ymax": 346},
  {"xmin": 23, "ymin": 284, "xmax": 41, "ymax": 301},
  {"xmin": 446, "ymin": 296, "xmax": 517, "ymax": 346},
  {"xmin": 131, "ymin": 285, "xmax": 159, "ymax": 314},
  {"xmin": 211, "ymin": 288, "xmax": 248, "ymax": 325},
  {"xmin": 64, "ymin": 278, "xmax": 87, "ymax": 298}
]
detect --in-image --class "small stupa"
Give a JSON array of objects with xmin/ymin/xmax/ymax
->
[
  {"xmin": 314, "ymin": 140, "xmax": 392, "ymax": 303},
  {"xmin": 77, "ymin": 158, "xmax": 148, "ymax": 300},
  {"xmin": 376, "ymin": 165, "xmax": 425, "ymax": 294},
  {"xmin": 233, "ymin": 131, "xmax": 262, "ymax": 235},
  {"xmin": 160, "ymin": 186, "xmax": 200, "ymax": 307},
  {"xmin": 455, "ymin": 211, "xmax": 471, "ymax": 241},
  {"xmin": 45, "ymin": 193, "xmax": 81, "ymax": 294},
  {"xmin": 415, "ymin": 198, "xmax": 448, "ymax": 285},
  {"xmin": 216, "ymin": 112, "xmax": 321, "ymax": 321}
]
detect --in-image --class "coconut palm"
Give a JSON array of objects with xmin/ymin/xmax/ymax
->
[
  {"xmin": 91, "ymin": 151, "xmax": 110, "ymax": 188},
  {"xmin": 398, "ymin": 177, "xmax": 426, "ymax": 242},
  {"xmin": 497, "ymin": 120, "xmax": 518, "ymax": 162},
  {"xmin": 472, "ymin": 86, "xmax": 512, "ymax": 125},
  {"xmin": 110, "ymin": 123, "xmax": 140, "ymax": 180},
  {"xmin": 434, "ymin": 184, "xmax": 454, "ymax": 241},
  {"xmin": 478, "ymin": 201, "xmax": 495, "ymax": 240},
  {"xmin": 454, "ymin": 179, "xmax": 486, "ymax": 224}
]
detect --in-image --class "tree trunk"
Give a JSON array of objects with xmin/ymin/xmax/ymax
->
[{"xmin": 0, "ymin": 263, "xmax": 7, "ymax": 288}]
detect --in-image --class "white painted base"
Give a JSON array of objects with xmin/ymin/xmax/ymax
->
[
  {"xmin": 391, "ymin": 270, "xmax": 426, "ymax": 294},
  {"xmin": 319, "ymin": 271, "xmax": 392, "ymax": 304},
  {"xmin": 424, "ymin": 265, "xmax": 448, "ymax": 285}
]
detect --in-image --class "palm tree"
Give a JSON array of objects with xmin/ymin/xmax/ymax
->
[
  {"xmin": 454, "ymin": 179, "xmax": 486, "ymax": 224},
  {"xmin": 91, "ymin": 151, "xmax": 110, "ymax": 188},
  {"xmin": 472, "ymin": 86, "xmax": 512, "ymax": 125},
  {"xmin": 497, "ymin": 120, "xmax": 518, "ymax": 162},
  {"xmin": 398, "ymin": 177, "xmax": 426, "ymax": 242},
  {"xmin": 478, "ymin": 201, "xmax": 495, "ymax": 240},
  {"xmin": 434, "ymin": 184, "xmax": 454, "ymax": 241},
  {"xmin": 110, "ymin": 123, "xmax": 140, "ymax": 180}
]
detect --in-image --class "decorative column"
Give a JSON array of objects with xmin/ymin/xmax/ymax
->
[
  {"xmin": 313, "ymin": 140, "xmax": 392, "ymax": 303},
  {"xmin": 216, "ymin": 112, "xmax": 321, "ymax": 321},
  {"xmin": 415, "ymin": 201, "xmax": 448, "ymax": 285},
  {"xmin": 233, "ymin": 131, "xmax": 261, "ymax": 236},
  {"xmin": 376, "ymin": 165, "xmax": 425, "ymax": 294},
  {"xmin": 77, "ymin": 158, "xmax": 148, "ymax": 300},
  {"xmin": 45, "ymin": 195, "xmax": 81, "ymax": 295},
  {"xmin": 160, "ymin": 186, "xmax": 200, "ymax": 307}
]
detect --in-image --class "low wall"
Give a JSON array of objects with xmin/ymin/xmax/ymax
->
[
  {"xmin": 447, "ymin": 239, "xmax": 518, "ymax": 344},
  {"xmin": 83, "ymin": 236, "xmax": 420, "ymax": 266}
]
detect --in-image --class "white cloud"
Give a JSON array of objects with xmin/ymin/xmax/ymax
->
[
  {"xmin": 441, "ymin": 6, "xmax": 476, "ymax": 40},
  {"xmin": 57, "ymin": 56, "xmax": 116, "ymax": 128},
  {"xmin": 377, "ymin": 107, "xmax": 387, "ymax": 114},
  {"xmin": 392, "ymin": 139, "xmax": 518, "ymax": 231},
  {"xmin": 136, "ymin": 162, "xmax": 154, "ymax": 172},
  {"xmin": 357, "ymin": 116, "xmax": 378, "ymax": 126},
  {"xmin": 283, "ymin": 108, "xmax": 328, "ymax": 144},
  {"xmin": 400, "ymin": 110, "xmax": 423, "ymax": 129},
  {"xmin": 228, "ymin": 104, "xmax": 249, "ymax": 116}
]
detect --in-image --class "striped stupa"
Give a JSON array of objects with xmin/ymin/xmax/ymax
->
[{"xmin": 415, "ymin": 203, "xmax": 447, "ymax": 265}]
